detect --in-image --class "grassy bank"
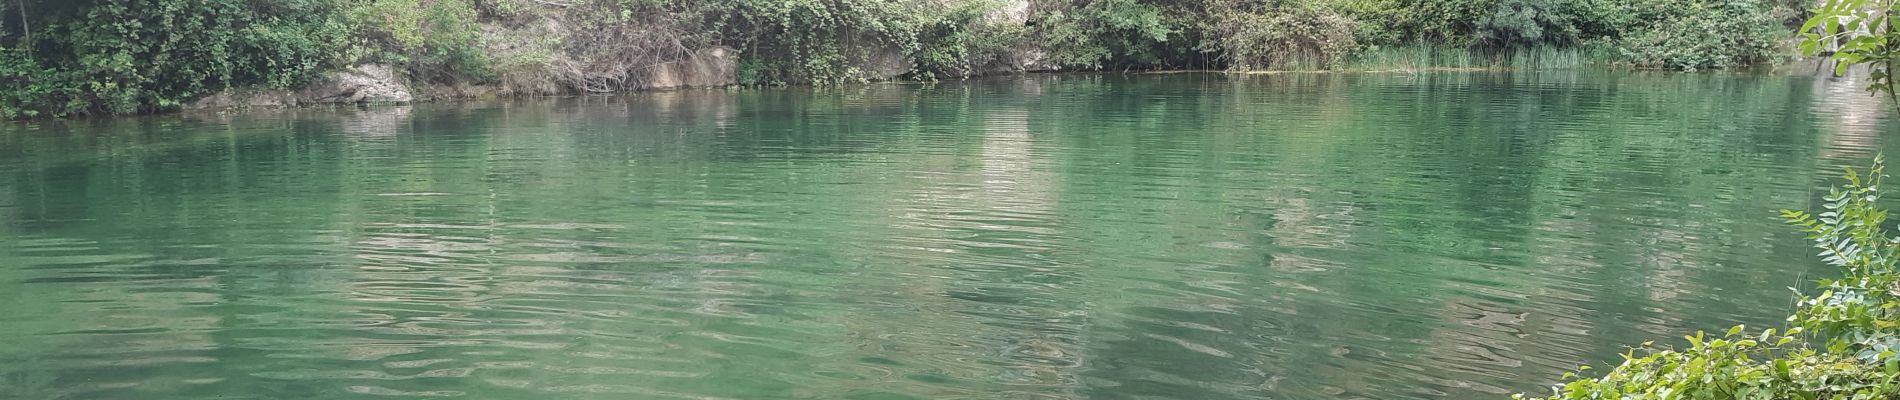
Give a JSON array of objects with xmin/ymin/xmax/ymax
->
[{"xmin": 1336, "ymin": 45, "xmax": 1594, "ymax": 71}]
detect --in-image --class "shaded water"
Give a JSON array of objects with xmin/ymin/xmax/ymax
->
[{"xmin": 0, "ymin": 71, "xmax": 1894, "ymax": 399}]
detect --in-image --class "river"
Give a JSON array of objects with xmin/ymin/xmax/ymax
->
[{"xmin": 0, "ymin": 71, "xmax": 1891, "ymax": 399}]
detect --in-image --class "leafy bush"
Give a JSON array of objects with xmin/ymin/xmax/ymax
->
[
  {"xmin": 1333, "ymin": 0, "xmax": 1793, "ymax": 70},
  {"xmin": 1802, "ymin": 0, "xmax": 1900, "ymax": 100},
  {"xmin": 0, "ymin": 0, "xmax": 349, "ymax": 118},
  {"xmin": 0, "ymin": 49, "xmax": 80, "ymax": 119},
  {"xmin": 1784, "ymin": 160, "xmax": 1900, "ymax": 363},
  {"xmin": 1519, "ymin": 157, "xmax": 1900, "ymax": 400},
  {"xmin": 694, "ymin": 0, "xmax": 1028, "ymax": 83},
  {"xmin": 1473, "ymin": 0, "xmax": 1584, "ymax": 49},
  {"xmin": 1347, "ymin": 0, "xmax": 1492, "ymax": 46},
  {"xmin": 1033, "ymin": 0, "xmax": 1193, "ymax": 69},
  {"xmin": 908, "ymin": 0, "xmax": 1026, "ymax": 78},
  {"xmin": 1207, "ymin": 0, "xmax": 1358, "ymax": 70},
  {"xmin": 346, "ymin": 0, "xmax": 489, "ymax": 82},
  {"xmin": 697, "ymin": 0, "xmax": 926, "ymax": 84},
  {"xmin": 1522, "ymin": 327, "xmax": 1896, "ymax": 399},
  {"xmin": 1611, "ymin": 0, "xmax": 1790, "ymax": 70}
]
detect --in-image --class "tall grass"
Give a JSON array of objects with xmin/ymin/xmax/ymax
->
[{"xmin": 1335, "ymin": 45, "xmax": 1598, "ymax": 71}]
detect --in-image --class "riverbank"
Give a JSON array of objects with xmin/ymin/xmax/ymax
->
[
  {"xmin": 180, "ymin": 62, "xmax": 1873, "ymax": 118},
  {"xmin": 177, "ymin": 47, "xmax": 745, "ymax": 113},
  {"xmin": 0, "ymin": 0, "xmax": 1807, "ymax": 120}
]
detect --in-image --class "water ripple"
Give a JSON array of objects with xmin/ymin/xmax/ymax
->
[{"xmin": 0, "ymin": 71, "xmax": 1890, "ymax": 399}]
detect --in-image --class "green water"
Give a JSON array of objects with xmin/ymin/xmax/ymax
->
[{"xmin": 0, "ymin": 71, "xmax": 1892, "ymax": 399}]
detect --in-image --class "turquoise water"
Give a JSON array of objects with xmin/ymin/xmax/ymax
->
[{"xmin": 0, "ymin": 71, "xmax": 1893, "ymax": 399}]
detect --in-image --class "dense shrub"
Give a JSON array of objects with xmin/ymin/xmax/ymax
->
[
  {"xmin": 0, "ymin": 0, "xmax": 1819, "ymax": 118},
  {"xmin": 1033, "ymin": 0, "xmax": 1186, "ymax": 69},
  {"xmin": 0, "ymin": 49, "xmax": 80, "ymax": 119},
  {"xmin": 0, "ymin": 0, "xmax": 348, "ymax": 118},
  {"xmin": 1207, "ymin": 0, "xmax": 1358, "ymax": 70},
  {"xmin": 1472, "ymin": 0, "xmax": 1585, "ymax": 49},
  {"xmin": 1331, "ymin": 0, "xmax": 1792, "ymax": 70},
  {"xmin": 347, "ymin": 0, "xmax": 490, "ymax": 82},
  {"xmin": 655, "ymin": 0, "xmax": 1011, "ymax": 83},
  {"xmin": 701, "ymin": 0, "xmax": 938, "ymax": 84},
  {"xmin": 527, "ymin": 0, "xmax": 705, "ymax": 91},
  {"xmin": 1522, "ymin": 328, "xmax": 1897, "ymax": 399},
  {"xmin": 1611, "ymin": 0, "xmax": 1791, "ymax": 70},
  {"xmin": 907, "ymin": 1, "xmax": 1026, "ymax": 78}
]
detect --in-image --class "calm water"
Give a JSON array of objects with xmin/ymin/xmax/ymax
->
[{"xmin": 0, "ymin": 71, "xmax": 1894, "ymax": 399}]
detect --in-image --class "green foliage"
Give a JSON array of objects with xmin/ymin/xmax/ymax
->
[
  {"xmin": 695, "ymin": 0, "xmax": 1026, "ymax": 83},
  {"xmin": 698, "ymin": 0, "xmax": 921, "ymax": 84},
  {"xmin": 1613, "ymin": 0, "xmax": 1790, "ymax": 70},
  {"xmin": 909, "ymin": 1, "xmax": 1025, "ymax": 78},
  {"xmin": 1336, "ymin": 0, "xmax": 1790, "ymax": 70},
  {"xmin": 346, "ymin": 0, "xmax": 489, "ymax": 83},
  {"xmin": 1337, "ymin": 0, "xmax": 1604, "ymax": 48},
  {"xmin": 1802, "ymin": 0, "xmax": 1900, "ymax": 100},
  {"xmin": 1343, "ymin": 0, "xmax": 1490, "ymax": 46},
  {"xmin": 1519, "ymin": 327, "xmax": 1897, "ymax": 400},
  {"xmin": 0, "ymin": 0, "xmax": 349, "ymax": 118},
  {"xmin": 1473, "ymin": 0, "xmax": 1584, "ymax": 49},
  {"xmin": 1520, "ymin": 157, "xmax": 1900, "ymax": 400},
  {"xmin": 1034, "ymin": 0, "xmax": 1189, "ymax": 69},
  {"xmin": 0, "ymin": 0, "xmax": 1823, "ymax": 118},
  {"xmin": 0, "ymin": 49, "xmax": 78, "ymax": 119},
  {"xmin": 1784, "ymin": 157, "xmax": 1900, "ymax": 362},
  {"xmin": 1207, "ymin": 0, "xmax": 1358, "ymax": 70}
]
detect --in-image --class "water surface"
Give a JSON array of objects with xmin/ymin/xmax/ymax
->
[{"xmin": 0, "ymin": 71, "xmax": 1894, "ymax": 399}]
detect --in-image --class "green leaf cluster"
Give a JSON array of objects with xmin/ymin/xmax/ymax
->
[
  {"xmin": 1035, "ymin": 0, "xmax": 1204, "ymax": 69},
  {"xmin": 0, "ymin": 0, "xmax": 352, "ymax": 118},
  {"xmin": 1611, "ymin": 0, "xmax": 1791, "ymax": 70},
  {"xmin": 1204, "ymin": 0, "xmax": 1358, "ymax": 70},
  {"xmin": 710, "ymin": 0, "xmax": 1025, "ymax": 84},
  {"xmin": 346, "ymin": 0, "xmax": 490, "ymax": 83},
  {"xmin": 1801, "ymin": 0, "xmax": 1900, "ymax": 100}
]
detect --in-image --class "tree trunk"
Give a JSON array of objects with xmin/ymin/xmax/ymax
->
[{"xmin": 16, "ymin": 0, "xmax": 27, "ymax": 45}]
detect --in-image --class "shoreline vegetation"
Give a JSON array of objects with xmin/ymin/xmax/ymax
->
[{"xmin": 0, "ymin": 0, "xmax": 1812, "ymax": 119}]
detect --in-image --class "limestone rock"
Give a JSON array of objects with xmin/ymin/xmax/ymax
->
[
  {"xmin": 300, "ymin": 64, "xmax": 413, "ymax": 105},
  {"xmin": 987, "ymin": 0, "xmax": 1031, "ymax": 24},
  {"xmin": 855, "ymin": 44, "xmax": 915, "ymax": 80},
  {"xmin": 183, "ymin": 89, "xmax": 299, "ymax": 110},
  {"xmin": 644, "ymin": 47, "xmax": 739, "ymax": 89},
  {"xmin": 988, "ymin": 46, "xmax": 1059, "ymax": 73}
]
